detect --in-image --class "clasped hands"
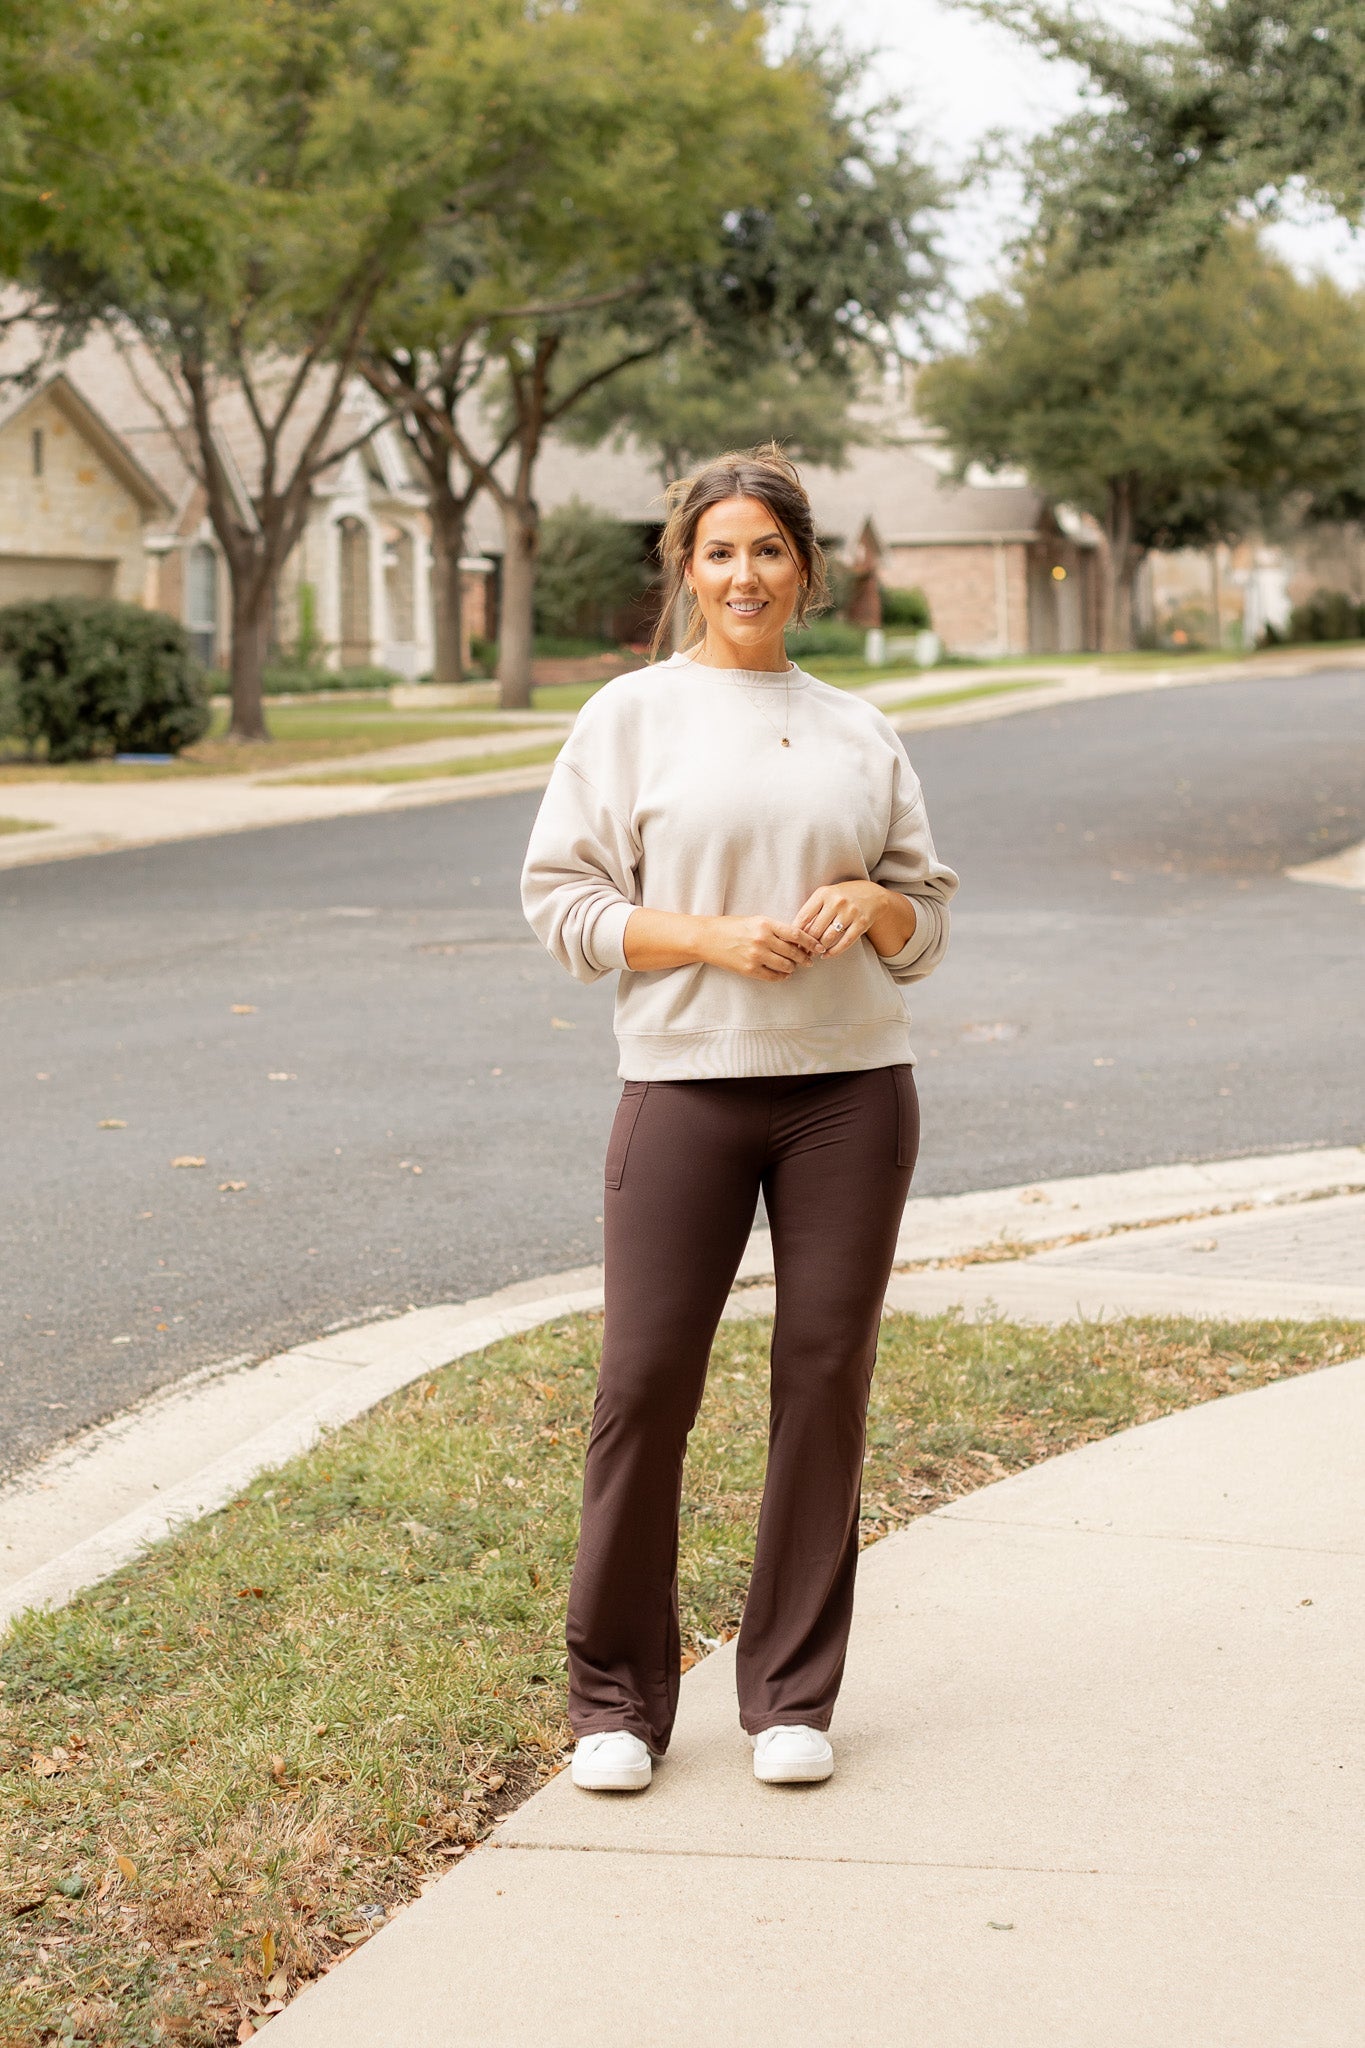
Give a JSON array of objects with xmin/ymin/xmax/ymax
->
[{"xmin": 710, "ymin": 881, "xmax": 913, "ymax": 983}]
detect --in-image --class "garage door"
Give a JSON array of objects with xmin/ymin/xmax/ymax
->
[{"xmin": 0, "ymin": 556, "xmax": 117, "ymax": 604}]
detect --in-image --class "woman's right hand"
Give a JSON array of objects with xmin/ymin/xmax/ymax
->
[{"xmin": 698, "ymin": 915, "xmax": 821, "ymax": 981}]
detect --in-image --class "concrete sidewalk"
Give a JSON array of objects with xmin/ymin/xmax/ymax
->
[
  {"xmin": 269, "ymin": 1352, "xmax": 1365, "ymax": 2047},
  {"xmin": 256, "ymin": 1160, "xmax": 1363, "ymax": 2048}
]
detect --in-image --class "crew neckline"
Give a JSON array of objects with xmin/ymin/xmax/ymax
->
[{"xmin": 666, "ymin": 653, "xmax": 810, "ymax": 690}]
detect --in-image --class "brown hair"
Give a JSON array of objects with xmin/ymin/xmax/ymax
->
[{"xmin": 648, "ymin": 443, "xmax": 829, "ymax": 662}]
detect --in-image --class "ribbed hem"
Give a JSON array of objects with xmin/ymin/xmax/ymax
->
[{"xmin": 616, "ymin": 1018, "xmax": 915, "ymax": 1080}]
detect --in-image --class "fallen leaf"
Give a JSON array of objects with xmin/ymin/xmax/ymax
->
[
  {"xmin": 261, "ymin": 1931, "xmax": 276, "ymax": 1977},
  {"xmin": 230, "ymin": 1004, "xmax": 258, "ymax": 1014},
  {"xmin": 236, "ymin": 1586, "xmax": 266, "ymax": 1600},
  {"xmin": 98, "ymin": 1118, "xmax": 128, "ymax": 1130},
  {"xmin": 218, "ymin": 1181, "xmax": 248, "ymax": 1193},
  {"xmin": 268, "ymin": 1757, "xmax": 289, "ymax": 1785},
  {"xmin": 266, "ymin": 1971, "xmax": 289, "ymax": 2000},
  {"xmin": 171, "ymin": 1155, "xmax": 206, "ymax": 1169},
  {"xmin": 342, "ymin": 1929, "xmax": 370, "ymax": 1944},
  {"xmin": 549, "ymin": 1017, "xmax": 575, "ymax": 1030},
  {"xmin": 32, "ymin": 1751, "xmax": 76, "ymax": 1778},
  {"xmin": 115, "ymin": 1855, "xmax": 137, "ymax": 1882},
  {"xmin": 238, "ymin": 2022, "xmax": 256, "ymax": 2044}
]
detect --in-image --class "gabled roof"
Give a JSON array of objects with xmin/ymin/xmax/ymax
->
[{"xmin": 1, "ymin": 372, "xmax": 175, "ymax": 520}]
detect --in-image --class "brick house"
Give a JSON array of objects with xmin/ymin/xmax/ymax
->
[{"xmin": 472, "ymin": 404, "xmax": 1105, "ymax": 658}]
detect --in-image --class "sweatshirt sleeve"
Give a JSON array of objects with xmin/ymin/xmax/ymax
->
[
  {"xmin": 869, "ymin": 735, "xmax": 959, "ymax": 985},
  {"xmin": 521, "ymin": 750, "xmax": 640, "ymax": 984}
]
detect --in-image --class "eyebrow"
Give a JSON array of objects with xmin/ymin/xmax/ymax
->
[{"xmin": 704, "ymin": 530, "xmax": 785, "ymax": 547}]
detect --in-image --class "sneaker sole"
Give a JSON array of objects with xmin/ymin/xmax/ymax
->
[
  {"xmin": 753, "ymin": 1754, "xmax": 833, "ymax": 1784},
  {"xmin": 570, "ymin": 1761, "xmax": 652, "ymax": 1792}
]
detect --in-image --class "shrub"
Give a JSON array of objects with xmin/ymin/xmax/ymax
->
[
  {"xmin": 786, "ymin": 619, "xmax": 865, "ymax": 657},
  {"xmin": 0, "ymin": 598, "xmax": 211, "ymax": 762},
  {"xmin": 0, "ymin": 661, "xmax": 18, "ymax": 747},
  {"xmin": 260, "ymin": 663, "xmax": 404, "ymax": 695},
  {"xmin": 880, "ymin": 585, "xmax": 932, "ymax": 631},
  {"xmin": 534, "ymin": 500, "xmax": 649, "ymax": 640},
  {"xmin": 1283, "ymin": 588, "xmax": 1365, "ymax": 643}
]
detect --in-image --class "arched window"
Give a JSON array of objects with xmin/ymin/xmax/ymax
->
[
  {"xmin": 338, "ymin": 518, "xmax": 371, "ymax": 667},
  {"xmin": 186, "ymin": 543, "xmax": 218, "ymax": 667}
]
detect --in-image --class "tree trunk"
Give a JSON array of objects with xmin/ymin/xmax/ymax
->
[
  {"xmin": 429, "ymin": 475, "xmax": 467, "ymax": 685},
  {"xmin": 228, "ymin": 561, "xmax": 272, "ymax": 741},
  {"xmin": 497, "ymin": 498, "xmax": 538, "ymax": 710},
  {"xmin": 1101, "ymin": 476, "xmax": 1139, "ymax": 653}
]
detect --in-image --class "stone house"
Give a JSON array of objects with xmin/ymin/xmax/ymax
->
[{"xmin": 0, "ymin": 319, "xmax": 452, "ymax": 677}]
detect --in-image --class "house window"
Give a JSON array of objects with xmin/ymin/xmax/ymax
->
[
  {"xmin": 186, "ymin": 542, "xmax": 219, "ymax": 668},
  {"xmin": 31, "ymin": 428, "xmax": 44, "ymax": 477}
]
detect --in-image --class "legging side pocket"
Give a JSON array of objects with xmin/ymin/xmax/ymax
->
[
  {"xmin": 891, "ymin": 1065, "xmax": 920, "ymax": 1172},
  {"xmin": 604, "ymin": 1081, "xmax": 649, "ymax": 1190}
]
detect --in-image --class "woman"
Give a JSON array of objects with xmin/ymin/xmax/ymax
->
[{"xmin": 521, "ymin": 446, "xmax": 957, "ymax": 1792}]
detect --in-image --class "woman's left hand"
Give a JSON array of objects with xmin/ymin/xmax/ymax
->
[{"xmin": 793, "ymin": 880, "xmax": 894, "ymax": 958}]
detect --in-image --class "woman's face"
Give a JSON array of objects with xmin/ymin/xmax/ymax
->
[{"xmin": 687, "ymin": 494, "xmax": 806, "ymax": 656}]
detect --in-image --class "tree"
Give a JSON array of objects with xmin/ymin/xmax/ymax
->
[
  {"xmin": 968, "ymin": 1, "xmax": 1365, "ymax": 258},
  {"xmin": 363, "ymin": 31, "xmax": 942, "ymax": 705},
  {"xmin": 363, "ymin": 0, "xmax": 831, "ymax": 707},
  {"xmin": 0, "ymin": 0, "xmax": 625, "ymax": 737},
  {"xmin": 917, "ymin": 232, "xmax": 1365, "ymax": 648}
]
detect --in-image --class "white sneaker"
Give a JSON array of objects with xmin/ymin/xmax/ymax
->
[
  {"xmin": 751, "ymin": 1724, "xmax": 834, "ymax": 1784},
  {"xmin": 570, "ymin": 1730, "xmax": 653, "ymax": 1792}
]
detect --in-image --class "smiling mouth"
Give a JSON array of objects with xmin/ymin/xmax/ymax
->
[{"xmin": 728, "ymin": 599, "xmax": 767, "ymax": 615}]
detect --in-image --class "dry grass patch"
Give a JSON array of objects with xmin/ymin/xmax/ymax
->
[{"xmin": 2, "ymin": 1311, "xmax": 1359, "ymax": 2045}]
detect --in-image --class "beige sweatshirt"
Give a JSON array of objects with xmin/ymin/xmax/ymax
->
[{"xmin": 521, "ymin": 655, "xmax": 958, "ymax": 1079}]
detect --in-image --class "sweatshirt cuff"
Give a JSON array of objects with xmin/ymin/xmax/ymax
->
[
  {"xmin": 585, "ymin": 899, "xmax": 636, "ymax": 974},
  {"xmin": 878, "ymin": 896, "xmax": 936, "ymax": 975}
]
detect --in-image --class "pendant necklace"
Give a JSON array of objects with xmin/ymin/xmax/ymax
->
[{"xmin": 737, "ymin": 667, "xmax": 792, "ymax": 747}]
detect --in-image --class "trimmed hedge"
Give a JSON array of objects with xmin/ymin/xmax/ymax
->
[{"xmin": 0, "ymin": 598, "xmax": 211, "ymax": 762}]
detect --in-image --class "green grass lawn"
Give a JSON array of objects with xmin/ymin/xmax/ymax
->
[
  {"xmin": 0, "ymin": 707, "xmax": 524, "ymax": 782},
  {"xmin": 0, "ymin": 814, "xmax": 50, "ymax": 834},
  {"xmin": 281, "ymin": 741, "xmax": 564, "ymax": 786},
  {"xmin": 2, "ymin": 1309, "xmax": 1358, "ymax": 2047},
  {"xmin": 880, "ymin": 677, "xmax": 1052, "ymax": 717}
]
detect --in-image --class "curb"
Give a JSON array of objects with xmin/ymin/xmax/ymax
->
[{"xmin": 3, "ymin": 1144, "xmax": 1361, "ymax": 1634}]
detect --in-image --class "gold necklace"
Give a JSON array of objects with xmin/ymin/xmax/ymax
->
[{"xmin": 736, "ymin": 668, "xmax": 792, "ymax": 747}]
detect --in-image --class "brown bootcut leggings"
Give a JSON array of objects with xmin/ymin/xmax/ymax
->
[{"xmin": 567, "ymin": 1064, "xmax": 920, "ymax": 1756}]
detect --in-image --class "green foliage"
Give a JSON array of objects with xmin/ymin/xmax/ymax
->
[
  {"xmin": 1278, "ymin": 588, "xmax": 1365, "ymax": 644},
  {"xmin": 972, "ymin": 0, "xmax": 1365, "ymax": 257},
  {"xmin": 0, "ymin": 662, "xmax": 18, "ymax": 746},
  {"xmin": 919, "ymin": 231, "xmax": 1365, "ymax": 643},
  {"xmin": 259, "ymin": 663, "xmax": 405, "ymax": 696},
  {"xmin": 786, "ymin": 619, "xmax": 866, "ymax": 657},
  {"xmin": 558, "ymin": 341, "xmax": 865, "ymax": 483},
  {"xmin": 533, "ymin": 501, "xmax": 649, "ymax": 640},
  {"xmin": 881, "ymin": 586, "xmax": 932, "ymax": 630},
  {"xmin": 0, "ymin": 599, "xmax": 211, "ymax": 762}
]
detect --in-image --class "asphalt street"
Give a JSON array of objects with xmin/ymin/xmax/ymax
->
[{"xmin": 2, "ymin": 667, "xmax": 1362, "ymax": 1476}]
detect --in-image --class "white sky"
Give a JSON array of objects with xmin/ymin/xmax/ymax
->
[{"xmin": 798, "ymin": 0, "xmax": 1365, "ymax": 310}]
